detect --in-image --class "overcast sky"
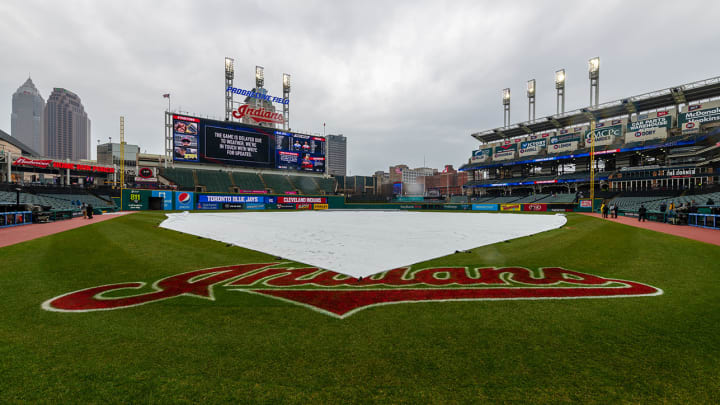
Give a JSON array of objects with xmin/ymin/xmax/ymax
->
[{"xmin": 2, "ymin": 0, "xmax": 720, "ymax": 175}]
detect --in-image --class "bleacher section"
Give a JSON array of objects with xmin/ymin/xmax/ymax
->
[
  {"xmin": 261, "ymin": 174, "xmax": 295, "ymax": 194},
  {"xmin": 195, "ymin": 170, "xmax": 233, "ymax": 193},
  {"xmin": 293, "ymin": 176, "xmax": 320, "ymax": 195},
  {"xmin": 39, "ymin": 193, "xmax": 115, "ymax": 208},
  {"xmin": 0, "ymin": 191, "xmax": 78, "ymax": 211},
  {"xmin": 231, "ymin": 172, "xmax": 265, "ymax": 191},
  {"xmin": 317, "ymin": 177, "xmax": 336, "ymax": 194},
  {"xmin": 159, "ymin": 168, "xmax": 195, "ymax": 190},
  {"xmin": 513, "ymin": 194, "xmax": 549, "ymax": 203},
  {"xmin": 611, "ymin": 191, "xmax": 720, "ymax": 213}
]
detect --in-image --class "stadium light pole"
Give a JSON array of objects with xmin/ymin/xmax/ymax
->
[
  {"xmin": 503, "ymin": 88, "xmax": 511, "ymax": 128},
  {"xmin": 527, "ymin": 79, "xmax": 536, "ymax": 122},
  {"xmin": 555, "ymin": 69, "xmax": 566, "ymax": 114},
  {"xmin": 283, "ymin": 73, "xmax": 291, "ymax": 130},
  {"xmin": 225, "ymin": 57, "xmax": 234, "ymax": 121},
  {"xmin": 589, "ymin": 57, "xmax": 600, "ymax": 107}
]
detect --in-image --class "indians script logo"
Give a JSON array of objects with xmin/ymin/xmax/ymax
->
[
  {"xmin": 42, "ymin": 263, "xmax": 662, "ymax": 318},
  {"xmin": 232, "ymin": 104, "xmax": 284, "ymax": 124}
]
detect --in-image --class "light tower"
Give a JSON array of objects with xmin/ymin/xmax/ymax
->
[
  {"xmin": 283, "ymin": 73, "xmax": 291, "ymax": 130},
  {"xmin": 527, "ymin": 79, "xmax": 536, "ymax": 122},
  {"xmin": 555, "ymin": 69, "xmax": 566, "ymax": 114},
  {"xmin": 225, "ymin": 57, "xmax": 234, "ymax": 121},
  {"xmin": 502, "ymin": 88, "xmax": 511, "ymax": 128},
  {"xmin": 589, "ymin": 57, "xmax": 600, "ymax": 107}
]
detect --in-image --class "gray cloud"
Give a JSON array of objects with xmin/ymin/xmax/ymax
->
[{"xmin": 1, "ymin": 0, "xmax": 719, "ymax": 174}]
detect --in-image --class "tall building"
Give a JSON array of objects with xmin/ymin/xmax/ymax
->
[
  {"xmin": 11, "ymin": 77, "xmax": 45, "ymax": 155},
  {"xmin": 326, "ymin": 134, "xmax": 347, "ymax": 176},
  {"xmin": 97, "ymin": 142, "xmax": 140, "ymax": 167},
  {"xmin": 45, "ymin": 88, "xmax": 91, "ymax": 160}
]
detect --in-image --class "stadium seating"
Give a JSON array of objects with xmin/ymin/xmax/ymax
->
[
  {"xmin": 261, "ymin": 174, "xmax": 295, "ymax": 194},
  {"xmin": 543, "ymin": 193, "xmax": 577, "ymax": 203},
  {"xmin": 40, "ymin": 193, "xmax": 115, "ymax": 208},
  {"xmin": 316, "ymin": 177, "xmax": 336, "ymax": 194},
  {"xmin": 195, "ymin": 170, "xmax": 233, "ymax": 193},
  {"xmin": 159, "ymin": 168, "xmax": 196, "ymax": 190},
  {"xmin": 0, "ymin": 191, "xmax": 78, "ymax": 211},
  {"xmin": 513, "ymin": 194, "xmax": 549, "ymax": 203},
  {"xmin": 231, "ymin": 172, "xmax": 265, "ymax": 191},
  {"xmin": 293, "ymin": 176, "xmax": 320, "ymax": 194},
  {"xmin": 482, "ymin": 196, "xmax": 522, "ymax": 204}
]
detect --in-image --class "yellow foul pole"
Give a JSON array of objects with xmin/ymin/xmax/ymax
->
[
  {"xmin": 589, "ymin": 119, "xmax": 596, "ymax": 207},
  {"xmin": 120, "ymin": 116, "xmax": 125, "ymax": 210}
]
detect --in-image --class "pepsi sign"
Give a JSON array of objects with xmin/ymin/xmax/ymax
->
[{"xmin": 174, "ymin": 191, "xmax": 194, "ymax": 210}]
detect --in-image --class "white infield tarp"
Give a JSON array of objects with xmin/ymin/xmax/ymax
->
[{"xmin": 160, "ymin": 211, "xmax": 567, "ymax": 278}]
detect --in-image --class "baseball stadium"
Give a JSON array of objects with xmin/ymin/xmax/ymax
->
[{"xmin": 2, "ymin": 59, "xmax": 720, "ymax": 403}]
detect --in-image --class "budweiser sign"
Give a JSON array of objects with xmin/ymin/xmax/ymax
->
[
  {"xmin": 43, "ymin": 263, "xmax": 662, "ymax": 318},
  {"xmin": 12, "ymin": 157, "xmax": 53, "ymax": 168},
  {"xmin": 232, "ymin": 104, "xmax": 284, "ymax": 125}
]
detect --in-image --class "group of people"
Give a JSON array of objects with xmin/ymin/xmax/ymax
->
[
  {"xmin": 600, "ymin": 202, "xmax": 619, "ymax": 219},
  {"xmin": 80, "ymin": 202, "xmax": 94, "ymax": 219}
]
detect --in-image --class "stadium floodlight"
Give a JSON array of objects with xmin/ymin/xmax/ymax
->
[
  {"xmin": 502, "ymin": 88, "xmax": 511, "ymax": 127},
  {"xmin": 283, "ymin": 73, "xmax": 291, "ymax": 90},
  {"xmin": 555, "ymin": 69, "xmax": 566, "ymax": 114},
  {"xmin": 527, "ymin": 79, "xmax": 536, "ymax": 122},
  {"xmin": 526, "ymin": 79, "xmax": 535, "ymax": 97},
  {"xmin": 224, "ymin": 57, "xmax": 234, "ymax": 79},
  {"xmin": 588, "ymin": 57, "xmax": 600, "ymax": 107},
  {"xmin": 555, "ymin": 69, "xmax": 566, "ymax": 88},
  {"xmin": 255, "ymin": 65, "xmax": 264, "ymax": 88},
  {"xmin": 588, "ymin": 57, "xmax": 600, "ymax": 78}
]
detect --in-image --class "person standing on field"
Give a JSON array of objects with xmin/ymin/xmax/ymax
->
[{"xmin": 81, "ymin": 202, "xmax": 87, "ymax": 219}]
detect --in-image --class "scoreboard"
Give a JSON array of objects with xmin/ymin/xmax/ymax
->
[{"xmin": 172, "ymin": 114, "xmax": 325, "ymax": 172}]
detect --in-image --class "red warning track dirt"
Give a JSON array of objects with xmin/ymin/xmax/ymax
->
[
  {"xmin": 0, "ymin": 212, "xmax": 133, "ymax": 248},
  {"xmin": 581, "ymin": 212, "xmax": 720, "ymax": 246}
]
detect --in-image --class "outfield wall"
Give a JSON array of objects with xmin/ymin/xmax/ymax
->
[{"xmin": 120, "ymin": 189, "xmax": 585, "ymax": 212}]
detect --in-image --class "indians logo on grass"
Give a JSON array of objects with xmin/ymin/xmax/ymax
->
[{"xmin": 42, "ymin": 263, "xmax": 662, "ymax": 318}]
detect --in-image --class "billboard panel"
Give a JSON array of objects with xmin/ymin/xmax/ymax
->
[
  {"xmin": 471, "ymin": 148, "xmax": 492, "ymax": 163},
  {"xmin": 151, "ymin": 190, "xmax": 174, "ymax": 210},
  {"xmin": 171, "ymin": 114, "xmax": 325, "ymax": 172},
  {"xmin": 493, "ymin": 144, "xmax": 517, "ymax": 161},
  {"xmin": 174, "ymin": 191, "xmax": 194, "ymax": 210},
  {"xmin": 519, "ymin": 139, "xmax": 546, "ymax": 157}
]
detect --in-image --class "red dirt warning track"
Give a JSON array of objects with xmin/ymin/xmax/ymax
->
[
  {"xmin": 0, "ymin": 212, "xmax": 133, "ymax": 248},
  {"xmin": 581, "ymin": 212, "xmax": 720, "ymax": 247}
]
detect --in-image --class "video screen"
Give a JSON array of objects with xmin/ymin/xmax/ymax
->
[{"xmin": 171, "ymin": 114, "xmax": 325, "ymax": 172}]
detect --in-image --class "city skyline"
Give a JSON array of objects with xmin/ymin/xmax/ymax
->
[{"xmin": 2, "ymin": 1, "xmax": 720, "ymax": 175}]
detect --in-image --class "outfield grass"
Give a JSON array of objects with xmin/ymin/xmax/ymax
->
[{"xmin": 1, "ymin": 211, "xmax": 719, "ymax": 403}]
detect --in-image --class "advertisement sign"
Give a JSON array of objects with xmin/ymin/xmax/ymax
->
[
  {"xmin": 245, "ymin": 203, "xmax": 266, "ymax": 210},
  {"xmin": 679, "ymin": 101, "xmax": 720, "ymax": 131},
  {"xmin": 519, "ymin": 139, "xmax": 546, "ymax": 157},
  {"xmin": 313, "ymin": 203, "xmax": 329, "ymax": 210},
  {"xmin": 151, "ymin": 190, "xmax": 173, "ymax": 210},
  {"xmin": 493, "ymin": 144, "xmax": 517, "ymax": 161},
  {"xmin": 471, "ymin": 148, "xmax": 493, "ymax": 163},
  {"xmin": 523, "ymin": 203, "xmax": 547, "ymax": 212},
  {"xmin": 681, "ymin": 121, "xmax": 700, "ymax": 134},
  {"xmin": 174, "ymin": 191, "xmax": 194, "ymax": 210},
  {"xmin": 274, "ymin": 131, "xmax": 326, "ymax": 172},
  {"xmin": 225, "ymin": 86, "xmax": 289, "ymax": 105},
  {"xmin": 277, "ymin": 196, "xmax": 327, "ymax": 204},
  {"xmin": 548, "ymin": 137, "xmax": 580, "ymax": 154},
  {"xmin": 196, "ymin": 202, "xmax": 220, "ymax": 210},
  {"xmin": 126, "ymin": 190, "xmax": 146, "ymax": 210},
  {"xmin": 472, "ymin": 204, "xmax": 498, "ymax": 211},
  {"xmin": 232, "ymin": 104, "xmax": 284, "ymax": 125},
  {"xmin": 296, "ymin": 203, "xmax": 312, "ymax": 210},
  {"xmin": 580, "ymin": 200, "xmax": 592, "ymax": 208},
  {"xmin": 585, "ymin": 124, "xmax": 623, "ymax": 147},
  {"xmin": 500, "ymin": 204, "xmax": 521, "ymax": 211},
  {"xmin": 172, "ymin": 114, "xmax": 325, "ymax": 172},
  {"xmin": 625, "ymin": 127, "xmax": 668, "ymax": 143},
  {"xmin": 198, "ymin": 195, "xmax": 265, "ymax": 204},
  {"xmin": 12, "ymin": 157, "xmax": 53, "ymax": 168}
]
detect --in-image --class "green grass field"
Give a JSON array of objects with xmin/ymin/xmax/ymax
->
[{"xmin": 1, "ymin": 211, "xmax": 719, "ymax": 403}]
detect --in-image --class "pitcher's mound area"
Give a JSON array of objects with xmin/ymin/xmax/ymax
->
[{"xmin": 160, "ymin": 211, "xmax": 566, "ymax": 278}]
